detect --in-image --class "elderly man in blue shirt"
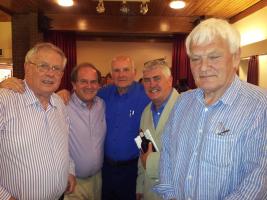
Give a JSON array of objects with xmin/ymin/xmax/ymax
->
[
  {"xmin": 99, "ymin": 55, "xmax": 150, "ymax": 200},
  {"xmin": 154, "ymin": 18, "xmax": 267, "ymax": 200}
]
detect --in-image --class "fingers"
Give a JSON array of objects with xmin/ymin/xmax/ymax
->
[
  {"xmin": 57, "ymin": 89, "xmax": 71, "ymax": 105},
  {"xmin": 0, "ymin": 77, "xmax": 25, "ymax": 93},
  {"xmin": 65, "ymin": 174, "xmax": 76, "ymax": 194}
]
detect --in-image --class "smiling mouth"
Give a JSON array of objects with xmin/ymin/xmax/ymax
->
[
  {"xmin": 42, "ymin": 80, "xmax": 54, "ymax": 84},
  {"xmin": 150, "ymin": 88, "xmax": 160, "ymax": 93}
]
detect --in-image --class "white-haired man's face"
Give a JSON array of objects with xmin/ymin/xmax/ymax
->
[{"xmin": 189, "ymin": 36, "xmax": 240, "ymax": 104}]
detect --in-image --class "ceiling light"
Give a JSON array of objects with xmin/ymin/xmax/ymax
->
[
  {"xmin": 169, "ymin": 0, "xmax": 186, "ymax": 9},
  {"xmin": 140, "ymin": 1, "xmax": 148, "ymax": 15},
  {"xmin": 96, "ymin": 0, "xmax": 105, "ymax": 13},
  {"xmin": 57, "ymin": 0, "xmax": 74, "ymax": 7},
  {"xmin": 120, "ymin": 0, "xmax": 130, "ymax": 14}
]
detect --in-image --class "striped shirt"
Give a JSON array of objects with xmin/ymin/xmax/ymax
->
[
  {"xmin": 154, "ymin": 76, "xmax": 267, "ymax": 200},
  {"xmin": 0, "ymin": 82, "xmax": 75, "ymax": 200}
]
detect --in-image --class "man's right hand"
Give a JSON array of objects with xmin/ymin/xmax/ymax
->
[
  {"xmin": 9, "ymin": 196, "xmax": 16, "ymax": 200},
  {"xmin": 136, "ymin": 193, "xmax": 143, "ymax": 200},
  {"xmin": 0, "ymin": 77, "xmax": 25, "ymax": 93},
  {"xmin": 56, "ymin": 89, "xmax": 71, "ymax": 105}
]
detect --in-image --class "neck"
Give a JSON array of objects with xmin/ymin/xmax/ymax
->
[
  {"xmin": 38, "ymin": 96, "xmax": 50, "ymax": 110},
  {"xmin": 117, "ymin": 86, "xmax": 129, "ymax": 95},
  {"xmin": 86, "ymin": 100, "xmax": 94, "ymax": 109}
]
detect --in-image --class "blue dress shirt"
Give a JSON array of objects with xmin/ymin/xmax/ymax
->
[
  {"xmin": 98, "ymin": 82, "xmax": 150, "ymax": 161},
  {"xmin": 154, "ymin": 76, "xmax": 267, "ymax": 200},
  {"xmin": 151, "ymin": 92, "xmax": 171, "ymax": 128}
]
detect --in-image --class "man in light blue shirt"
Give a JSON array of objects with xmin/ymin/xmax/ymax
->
[
  {"xmin": 65, "ymin": 63, "xmax": 106, "ymax": 200},
  {"xmin": 154, "ymin": 18, "xmax": 267, "ymax": 200}
]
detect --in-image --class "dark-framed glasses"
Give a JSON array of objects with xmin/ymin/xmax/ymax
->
[{"xmin": 28, "ymin": 61, "xmax": 64, "ymax": 74}]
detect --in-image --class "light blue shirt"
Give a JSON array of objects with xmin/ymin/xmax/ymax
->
[
  {"xmin": 154, "ymin": 76, "xmax": 267, "ymax": 200},
  {"xmin": 0, "ymin": 82, "xmax": 74, "ymax": 200},
  {"xmin": 67, "ymin": 93, "xmax": 106, "ymax": 178},
  {"xmin": 151, "ymin": 92, "xmax": 172, "ymax": 128}
]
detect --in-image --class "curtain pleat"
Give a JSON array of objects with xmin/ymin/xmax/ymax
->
[
  {"xmin": 44, "ymin": 31, "xmax": 77, "ymax": 91},
  {"xmin": 247, "ymin": 55, "xmax": 259, "ymax": 85},
  {"xmin": 171, "ymin": 35, "xmax": 196, "ymax": 89}
]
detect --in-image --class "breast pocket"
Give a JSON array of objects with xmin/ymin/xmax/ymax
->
[{"xmin": 201, "ymin": 133, "xmax": 235, "ymax": 167}]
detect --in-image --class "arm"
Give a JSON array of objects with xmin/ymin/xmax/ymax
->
[
  {"xmin": 0, "ymin": 100, "xmax": 16, "ymax": 200},
  {"xmin": 0, "ymin": 77, "xmax": 25, "ymax": 93},
  {"xmin": 224, "ymin": 110, "xmax": 267, "ymax": 200},
  {"xmin": 153, "ymin": 116, "xmax": 176, "ymax": 199},
  {"xmin": 136, "ymin": 158, "xmax": 144, "ymax": 200},
  {"xmin": 56, "ymin": 89, "xmax": 71, "ymax": 105}
]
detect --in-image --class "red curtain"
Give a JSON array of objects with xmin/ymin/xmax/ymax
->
[
  {"xmin": 172, "ymin": 35, "xmax": 196, "ymax": 89},
  {"xmin": 247, "ymin": 55, "xmax": 259, "ymax": 85},
  {"xmin": 44, "ymin": 31, "xmax": 77, "ymax": 91}
]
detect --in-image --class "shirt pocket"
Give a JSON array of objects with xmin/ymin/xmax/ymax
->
[{"xmin": 201, "ymin": 133, "xmax": 235, "ymax": 167}]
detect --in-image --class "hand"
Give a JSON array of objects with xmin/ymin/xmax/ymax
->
[
  {"xmin": 57, "ymin": 89, "xmax": 71, "ymax": 105},
  {"xmin": 140, "ymin": 143, "xmax": 153, "ymax": 169},
  {"xmin": 9, "ymin": 197, "xmax": 16, "ymax": 200},
  {"xmin": 136, "ymin": 193, "xmax": 143, "ymax": 200},
  {"xmin": 0, "ymin": 77, "xmax": 25, "ymax": 93},
  {"xmin": 65, "ymin": 174, "xmax": 76, "ymax": 194}
]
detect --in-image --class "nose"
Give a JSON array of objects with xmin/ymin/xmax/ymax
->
[
  {"xmin": 200, "ymin": 57, "xmax": 209, "ymax": 71},
  {"xmin": 45, "ymin": 68, "xmax": 56, "ymax": 76}
]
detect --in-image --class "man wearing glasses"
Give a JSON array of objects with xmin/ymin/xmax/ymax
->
[
  {"xmin": 64, "ymin": 63, "xmax": 106, "ymax": 200},
  {"xmin": 0, "ymin": 43, "xmax": 76, "ymax": 200}
]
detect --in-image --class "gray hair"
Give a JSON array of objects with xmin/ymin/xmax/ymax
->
[
  {"xmin": 25, "ymin": 42, "xmax": 67, "ymax": 67},
  {"xmin": 143, "ymin": 58, "xmax": 171, "ymax": 78},
  {"xmin": 111, "ymin": 55, "xmax": 135, "ymax": 72},
  {"xmin": 185, "ymin": 18, "xmax": 240, "ymax": 56}
]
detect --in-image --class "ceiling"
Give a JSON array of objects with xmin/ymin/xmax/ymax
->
[{"xmin": 0, "ymin": 0, "xmax": 266, "ymax": 36}]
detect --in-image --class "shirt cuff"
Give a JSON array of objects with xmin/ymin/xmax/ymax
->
[
  {"xmin": 0, "ymin": 186, "xmax": 12, "ymax": 200},
  {"xmin": 153, "ymin": 183, "xmax": 176, "ymax": 199}
]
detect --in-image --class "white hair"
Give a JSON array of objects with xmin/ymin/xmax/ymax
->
[{"xmin": 185, "ymin": 18, "xmax": 240, "ymax": 56}]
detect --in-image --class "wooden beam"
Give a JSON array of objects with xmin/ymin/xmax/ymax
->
[
  {"xmin": 230, "ymin": 0, "xmax": 267, "ymax": 23},
  {"xmin": 46, "ymin": 14, "xmax": 195, "ymax": 34}
]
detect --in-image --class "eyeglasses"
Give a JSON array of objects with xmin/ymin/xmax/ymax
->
[
  {"xmin": 144, "ymin": 57, "xmax": 167, "ymax": 68},
  {"xmin": 28, "ymin": 61, "xmax": 64, "ymax": 74},
  {"xmin": 77, "ymin": 79, "xmax": 99, "ymax": 86}
]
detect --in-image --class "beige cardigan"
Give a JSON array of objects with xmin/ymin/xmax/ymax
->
[{"xmin": 136, "ymin": 88, "xmax": 179, "ymax": 200}]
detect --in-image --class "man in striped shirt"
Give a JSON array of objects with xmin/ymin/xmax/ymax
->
[
  {"xmin": 0, "ymin": 43, "xmax": 76, "ymax": 200},
  {"xmin": 154, "ymin": 18, "xmax": 267, "ymax": 199}
]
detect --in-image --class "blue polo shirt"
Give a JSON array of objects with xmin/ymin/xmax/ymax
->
[{"xmin": 98, "ymin": 82, "xmax": 150, "ymax": 161}]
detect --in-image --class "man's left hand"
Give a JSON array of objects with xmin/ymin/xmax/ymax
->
[
  {"xmin": 65, "ymin": 174, "xmax": 76, "ymax": 194},
  {"xmin": 140, "ymin": 143, "xmax": 153, "ymax": 169}
]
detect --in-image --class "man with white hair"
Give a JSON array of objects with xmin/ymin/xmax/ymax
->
[
  {"xmin": 154, "ymin": 18, "xmax": 267, "ymax": 199},
  {"xmin": 0, "ymin": 43, "xmax": 76, "ymax": 200}
]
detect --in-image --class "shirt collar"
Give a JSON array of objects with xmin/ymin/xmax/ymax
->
[
  {"xmin": 115, "ymin": 81, "xmax": 137, "ymax": 97},
  {"xmin": 23, "ymin": 80, "xmax": 57, "ymax": 108},
  {"xmin": 196, "ymin": 75, "xmax": 241, "ymax": 106},
  {"xmin": 151, "ymin": 89, "xmax": 173, "ymax": 113},
  {"xmin": 71, "ymin": 92, "xmax": 98, "ymax": 108}
]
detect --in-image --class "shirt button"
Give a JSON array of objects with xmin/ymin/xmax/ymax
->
[
  {"xmin": 188, "ymin": 175, "xmax": 192, "ymax": 180},
  {"xmin": 199, "ymin": 129, "xmax": 202, "ymax": 133},
  {"xmin": 204, "ymin": 108, "xmax": 208, "ymax": 112},
  {"xmin": 188, "ymin": 197, "xmax": 192, "ymax": 200}
]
